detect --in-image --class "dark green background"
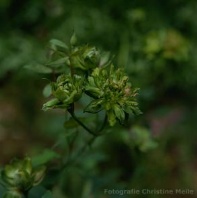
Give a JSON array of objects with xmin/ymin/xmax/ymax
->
[{"xmin": 0, "ymin": 0, "xmax": 197, "ymax": 197}]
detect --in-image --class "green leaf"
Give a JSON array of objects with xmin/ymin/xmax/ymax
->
[
  {"xmin": 84, "ymin": 99, "xmax": 103, "ymax": 113},
  {"xmin": 31, "ymin": 149, "xmax": 60, "ymax": 167},
  {"xmin": 42, "ymin": 84, "xmax": 52, "ymax": 98},
  {"xmin": 42, "ymin": 191, "xmax": 53, "ymax": 198},
  {"xmin": 42, "ymin": 98, "xmax": 60, "ymax": 111},
  {"xmin": 130, "ymin": 126, "xmax": 158, "ymax": 152},
  {"xmin": 45, "ymin": 57, "xmax": 69, "ymax": 67},
  {"xmin": 49, "ymin": 39, "xmax": 68, "ymax": 50},
  {"xmin": 70, "ymin": 32, "xmax": 77, "ymax": 46},
  {"xmin": 99, "ymin": 52, "xmax": 112, "ymax": 67},
  {"xmin": 24, "ymin": 64, "xmax": 52, "ymax": 74}
]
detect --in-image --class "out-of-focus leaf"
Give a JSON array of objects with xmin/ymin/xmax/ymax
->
[
  {"xmin": 43, "ymin": 84, "xmax": 52, "ymax": 98},
  {"xmin": 70, "ymin": 32, "xmax": 77, "ymax": 46},
  {"xmin": 41, "ymin": 191, "xmax": 53, "ymax": 198},
  {"xmin": 45, "ymin": 57, "xmax": 69, "ymax": 67},
  {"xmin": 25, "ymin": 64, "xmax": 52, "ymax": 74},
  {"xmin": 31, "ymin": 149, "xmax": 60, "ymax": 167},
  {"xmin": 130, "ymin": 126, "xmax": 158, "ymax": 152},
  {"xmin": 99, "ymin": 52, "xmax": 112, "ymax": 67},
  {"xmin": 49, "ymin": 39, "xmax": 68, "ymax": 50}
]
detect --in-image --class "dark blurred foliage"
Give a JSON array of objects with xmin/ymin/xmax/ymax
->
[{"xmin": 0, "ymin": 0, "xmax": 197, "ymax": 197}]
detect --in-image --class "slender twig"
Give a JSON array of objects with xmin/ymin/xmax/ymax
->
[
  {"xmin": 70, "ymin": 111, "xmax": 97, "ymax": 136},
  {"xmin": 98, "ymin": 114, "xmax": 108, "ymax": 133},
  {"xmin": 61, "ymin": 136, "xmax": 97, "ymax": 169}
]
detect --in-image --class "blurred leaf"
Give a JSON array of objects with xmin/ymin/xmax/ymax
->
[
  {"xmin": 43, "ymin": 84, "xmax": 52, "ymax": 98},
  {"xmin": 25, "ymin": 64, "xmax": 52, "ymax": 74},
  {"xmin": 45, "ymin": 57, "xmax": 69, "ymax": 67},
  {"xmin": 99, "ymin": 52, "xmax": 112, "ymax": 67},
  {"xmin": 70, "ymin": 32, "xmax": 77, "ymax": 46},
  {"xmin": 130, "ymin": 126, "xmax": 158, "ymax": 152},
  {"xmin": 31, "ymin": 150, "xmax": 60, "ymax": 167},
  {"xmin": 41, "ymin": 191, "xmax": 53, "ymax": 198},
  {"xmin": 49, "ymin": 39, "xmax": 68, "ymax": 50}
]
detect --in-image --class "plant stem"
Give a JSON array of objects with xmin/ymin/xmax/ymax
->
[
  {"xmin": 98, "ymin": 114, "xmax": 107, "ymax": 133},
  {"xmin": 61, "ymin": 136, "xmax": 97, "ymax": 170},
  {"xmin": 70, "ymin": 111, "xmax": 97, "ymax": 136}
]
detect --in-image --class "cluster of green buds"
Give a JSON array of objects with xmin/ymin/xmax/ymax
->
[
  {"xmin": 42, "ymin": 33, "xmax": 141, "ymax": 127},
  {"xmin": 1, "ymin": 157, "xmax": 46, "ymax": 198},
  {"xmin": 43, "ymin": 74, "xmax": 83, "ymax": 111},
  {"xmin": 69, "ymin": 45, "xmax": 101, "ymax": 71},
  {"xmin": 85, "ymin": 66, "xmax": 141, "ymax": 126}
]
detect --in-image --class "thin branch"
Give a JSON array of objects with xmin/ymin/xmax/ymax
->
[
  {"xmin": 70, "ymin": 111, "xmax": 97, "ymax": 136},
  {"xmin": 98, "ymin": 114, "xmax": 108, "ymax": 133}
]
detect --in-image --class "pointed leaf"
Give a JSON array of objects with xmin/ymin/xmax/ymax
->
[
  {"xmin": 49, "ymin": 39, "xmax": 68, "ymax": 50},
  {"xmin": 25, "ymin": 64, "xmax": 52, "ymax": 74},
  {"xmin": 45, "ymin": 57, "xmax": 69, "ymax": 67},
  {"xmin": 84, "ymin": 99, "xmax": 103, "ymax": 113},
  {"xmin": 70, "ymin": 32, "xmax": 77, "ymax": 46},
  {"xmin": 31, "ymin": 149, "xmax": 60, "ymax": 167}
]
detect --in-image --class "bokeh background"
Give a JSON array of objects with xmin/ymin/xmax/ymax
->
[{"xmin": 0, "ymin": 0, "xmax": 197, "ymax": 197}]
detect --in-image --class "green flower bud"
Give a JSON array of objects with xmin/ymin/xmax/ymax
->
[
  {"xmin": 1, "ymin": 158, "xmax": 32, "ymax": 189},
  {"xmin": 43, "ymin": 74, "xmax": 83, "ymax": 111},
  {"xmin": 1, "ymin": 158, "xmax": 46, "ymax": 192},
  {"xmin": 85, "ymin": 65, "xmax": 141, "ymax": 126},
  {"xmin": 70, "ymin": 46, "xmax": 100, "ymax": 70}
]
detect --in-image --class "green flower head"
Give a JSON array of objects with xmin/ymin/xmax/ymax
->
[
  {"xmin": 70, "ymin": 45, "xmax": 101, "ymax": 71},
  {"xmin": 1, "ymin": 157, "xmax": 46, "ymax": 191},
  {"xmin": 42, "ymin": 74, "xmax": 83, "ymax": 111},
  {"xmin": 85, "ymin": 66, "xmax": 141, "ymax": 126}
]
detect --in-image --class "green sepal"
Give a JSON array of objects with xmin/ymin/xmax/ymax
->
[{"xmin": 42, "ymin": 98, "xmax": 60, "ymax": 111}]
